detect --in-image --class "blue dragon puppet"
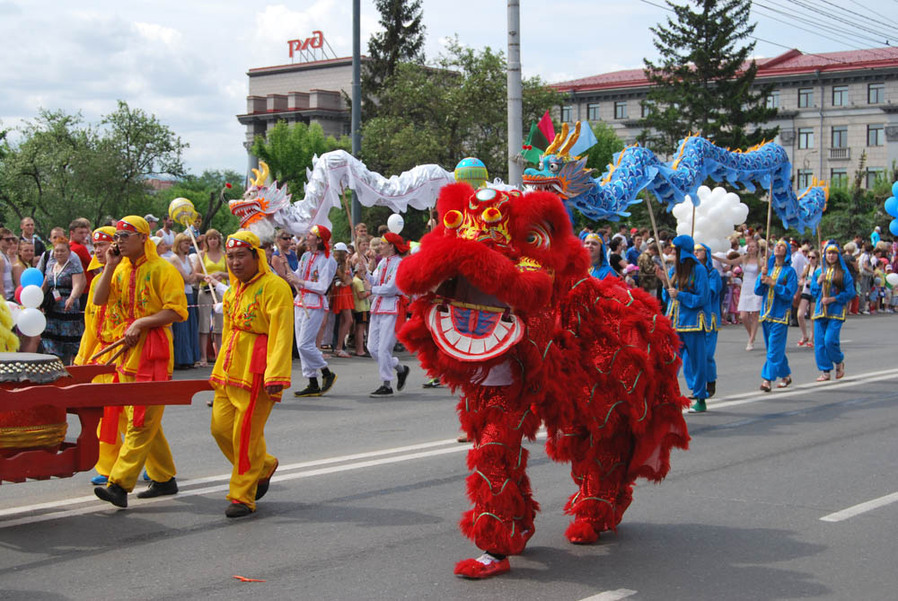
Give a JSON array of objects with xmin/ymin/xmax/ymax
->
[{"xmin": 523, "ymin": 123, "xmax": 828, "ymax": 232}]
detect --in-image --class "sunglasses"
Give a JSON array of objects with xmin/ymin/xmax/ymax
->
[
  {"xmin": 279, "ymin": 236, "xmax": 292, "ymax": 240},
  {"xmin": 3, "ymin": 237, "xmax": 17, "ymax": 242},
  {"xmin": 113, "ymin": 232, "xmax": 135, "ymax": 241}
]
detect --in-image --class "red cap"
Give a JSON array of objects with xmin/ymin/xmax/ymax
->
[
  {"xmin": 383, "ymin": 232, "xmax": 410, "ymax": 254},
  {"xmin": 310, "ymin": 224, "xmax": 331, "ymax": 257}
]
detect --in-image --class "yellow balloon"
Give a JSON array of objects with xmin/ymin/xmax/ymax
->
[{"xmin": 169, "ymin": 197, "xmax": 198, "ymax": 227}]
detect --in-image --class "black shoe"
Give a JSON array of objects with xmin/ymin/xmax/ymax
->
[
  {"xmin": 320, "ymin": 371, "xmax": 337, "ymax": 394},
  {"xmin": 225, "ymin": 502, "xmax": 253, "ymax": 518},
  {"xmin": 255, "ymin": 460, "xmax": 278, "ymax": 501},
  {"xmin": 369, "ymin": 384, "xmax": 394, "ymax": 397},
  {"xmin": 294, "ymin": 384, "xmax": 322, "ymax": 397},
  {"xmin": 95, "ymin": 483, "xmax": 128, "ymax": 508},
  {"xmin": 396, "ymin": 365, "xmax": 410, "ymax": 391},
  {"xmin": 707, "ymin": 381, "xmax": 716, "ymax": 398},
  {"xmin": 422, "ymin": 379, "xmax": 442, "ymax": 388},
  {"xmin": 136, "ymin": 477, "xmax": 178, "ymax": 499}
]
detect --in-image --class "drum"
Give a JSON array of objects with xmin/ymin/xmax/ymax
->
[{"xmin": 0, "ymin": 353, "xmax": 69, "ymax": 453}]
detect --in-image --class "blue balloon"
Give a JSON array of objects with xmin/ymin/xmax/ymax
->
[
  {"xmin": 19, "ymin": 267, "xmax": 43, "ymax": 288},
  {"xmin": 890, "ymin": 219, "xmax": 898, "ymax": 237},
  {"xmin": 886, "ymin": 196, "xmax": 898, "ymax": 218},
  {"xmin": 893, "ymin": 181, "xmax": 898, "ymax": 198}
]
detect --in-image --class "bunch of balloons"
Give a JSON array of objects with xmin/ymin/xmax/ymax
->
[
  {"xmin": 884, "ymin": 182, "xmax": 898, "ymax": 236},
  {"xmin": 9, "ymin": 267, "xmax": 48, "ymax": 337},
  {"xmin": 673, "ymin": 186, "xmax": 750, "ymax": 254}
]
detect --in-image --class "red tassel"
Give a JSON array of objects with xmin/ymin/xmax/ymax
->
[{"xmin": 238, "ymin": 335, "xmax": 268, "ymax": 475}]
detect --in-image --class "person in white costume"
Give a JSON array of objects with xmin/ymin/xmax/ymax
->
[
  {"xmin": 288, "ymin": 225, "xmax": 338, "ymax": 397},
  {"xmin": 366, "ymin": 232, "xmax": 411, "ymax": 397}
]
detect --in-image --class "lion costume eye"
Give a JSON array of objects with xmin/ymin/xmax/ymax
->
[
  {"xmin": 548, "ymin": 162, "xmax": 560, "ymax": 173},
  {"xmin": 526, "ymin": 224, "xmax": 551, "ymax": 250}
]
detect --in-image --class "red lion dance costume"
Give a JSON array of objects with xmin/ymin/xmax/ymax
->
[{"xmin": 397, "ymin": 183, "xmax": 691, "ymax": 578}]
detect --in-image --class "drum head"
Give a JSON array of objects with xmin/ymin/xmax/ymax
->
[{"xmin": 0, "ymin": 353, "xmax": 69, "ymax": 384}]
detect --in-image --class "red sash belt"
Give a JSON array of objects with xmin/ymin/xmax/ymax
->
[
  {"xmin": 99, "ymin": 372, "xmax": 122, "ymax": 444},
  {"xmin": 238, "ymin": 334, "xmax": 269, "ymax": 475},
  {"xmin": 132, "ymin": 327, "xmax": 171, "ymax": 427}
]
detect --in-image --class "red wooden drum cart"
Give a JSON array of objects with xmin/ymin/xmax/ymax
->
[{"xmin": 0, "ymin": 352, "xmax": 211, "ymax": 484}]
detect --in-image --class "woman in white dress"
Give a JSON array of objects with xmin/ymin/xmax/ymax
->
[{"xmin": 715, "ymin": 238, "xmax": 764, "ymax": 350}]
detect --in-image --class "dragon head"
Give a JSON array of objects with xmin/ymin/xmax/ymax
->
[
  {"xmin": 522, "ymin": 122, "xmax": 595, "ymax": 201},
  {"xmin": 397, "ymin": 183, "xmax": 588, "ymax": 372},
  {"xmin": 229, "ymin": 161, "xmax": 292, "ymax": 238}
]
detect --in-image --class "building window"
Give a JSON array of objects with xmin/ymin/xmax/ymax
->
[
  {"xmin": 867, "ymin": 124, "xmax": 884, "ymax": 146},
  {"xmin": 587, "ymin": 103, "xmax": 600, "ymax": 121},
  {"xmin": 832, "ymin": 85, "xmax": 848, "ymax": 107},
  {"xmin": 831, "ymin": 126, "xmax": 848, "ymax": 149},
  {"xmin": 766, "ymin": 90, "xmax": 780, "ymax": 109},
  {"xmin": 830, "ymin": 169, "xmax": 848, "ymax": 188},
  {"xmin": 869, "ymin": 83, "xmax": 885, "ymax": 104},
  {"xmin": 561, "ymin": 105, "xmax": 572, "ymax": 123},
  {"xmin": 866, "ymin": 168, "xmax": 884, "ymax": 189},
  {"xmin": 614, "ymin": 101, "xmax": 628, "ymax": 120},
  {"xmin": 797, "ymin": 128, "xmax": 814, "ymax": 149},
  {"xmin": 798, "ymin": 88, "xmax": 814, "ymax": 108},
  {"xmin": 641, "ymin": 100, "xmax": 653, "ymax": 118},
  {"xmin": 797, "ymin": 169, "xmax": 813, "ymax": 189}
]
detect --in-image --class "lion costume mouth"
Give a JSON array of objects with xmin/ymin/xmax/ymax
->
[{"xmin": 425, "ymin": 276, "xmax": 523, "ymax": 362}]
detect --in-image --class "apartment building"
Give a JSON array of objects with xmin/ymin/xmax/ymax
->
[{"xmin": 551, "ymin": 47, "xmax": 898, "ymax": 189}]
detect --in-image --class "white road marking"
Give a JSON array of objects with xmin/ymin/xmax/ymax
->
[
  {"xmin": 0, "ymin": 431, "xmax": 549, "ymax": 529},
  {"xmin": 820, "ymin": 491, "xmax": 898, "ymax": 522},
  {"xmin": 693, "ymin": 367, "xmax": 898, "ymax": 412},
  {"xmin": 579, "ymin": 589, "xmax": 638, "ymax": 601}
]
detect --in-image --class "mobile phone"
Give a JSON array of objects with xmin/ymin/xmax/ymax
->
[{"xmin": 111, "ymin": 243, "xmax": 121, "ymax": 256}]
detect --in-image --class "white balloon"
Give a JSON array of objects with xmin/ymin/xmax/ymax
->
[
  {"xmin": 20, "ymin": 285, "xmax": 44, "ymax": 309},
  {"xmin": 887, "ymin": 273, "xmax": 898, "ymax": 287},
  {"xmin": 676, "ymin": 223, "xmax": 691, "ymax": 236},
  {"xmin": 387, "ymin": 213, "xmax": 404, "ymax": 234},
  {"xmin": 18, "ymin": 307, "xmax": 46, "ymax": 336}
]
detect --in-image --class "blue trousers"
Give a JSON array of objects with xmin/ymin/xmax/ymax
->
[
  {"xmin": 706, "ymin": 329, "xmax": 718, "ymax": 383},
  {"xmin": 680, "ymin": 330, "xmax": 708, "ymax": 399},
  {"xmin": 813, "ymin": 318, "xmax": 844, "ymax": 372},
  {"xmin": 761, "ymin": 321, "xmax": 790, "ymax": 380}
]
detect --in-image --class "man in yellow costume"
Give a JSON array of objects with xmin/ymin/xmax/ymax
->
[
  {"xmin": 74, "ymin": 226, "xmax": 126, "ymax": 485},
  {"xmin": 210, "ymin": 231, "xmax": 293, "ymax": 518},
  {"xmin": 92, "ymin": 216, "xmax": 188, "ymax": 508}
]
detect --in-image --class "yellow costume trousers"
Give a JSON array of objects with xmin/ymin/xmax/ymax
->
[
  {"xmin": 108, "ymin": 374, "xmax": 177, "ymax": 492},
  {"xmin": 210, "ymin": 385, "xmax": 277, "ymax": 511},
  {"xmin": 94, "ymin": 412, "xmax": 126, "ymax": 477}
]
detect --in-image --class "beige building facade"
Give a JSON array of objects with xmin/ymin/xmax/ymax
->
[
  {"xmin": 237, "ymin": 56, "xmax": 359, "ymax": 171},
  {"xmin": 551, "ymin": 47, "xmax": 898, "ymax": 190}
]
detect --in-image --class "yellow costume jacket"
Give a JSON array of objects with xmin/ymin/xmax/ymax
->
[
  {"xmin": 211, "ymin": 270, "xmax": 294, "ymax": 393},
  {"xmin": 106, "ymin": 255, "xmax": 188, "ymax": 378}
]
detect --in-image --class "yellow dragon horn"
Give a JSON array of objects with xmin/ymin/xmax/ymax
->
[
  {"xmin": 250, "ymin": 161, "xmax": 271, "ymax": 187},
  {"xmin": 558, "ymin": 122, "xmax": 581, "ymax": 157},
  {"xmin": 544, "ymin": 122, "xmax": 569, "ymax": 156}
]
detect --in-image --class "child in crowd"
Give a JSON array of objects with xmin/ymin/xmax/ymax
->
[{"xmin": 351, "ymin": 262, "xmax": 371, "ymax": 356}]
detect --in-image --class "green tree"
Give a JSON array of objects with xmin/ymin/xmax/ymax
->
[
  {"xmin": 250, "ymin": 121, "xmax": 350, "ymax": 201},
  {"xmin": 640, "ymin": 0, "xmax": 778, "ymax": 155},
  {"xmin": 361, "ymin": 0, "xmax": 426, "ymax": 118},
  {"xmin": 0, "ymin": 103, "xmax": 186, "ymax": 233},
  {"xmin": 357, "ymin": 40, "xmax": 560, "ymax": 240}
]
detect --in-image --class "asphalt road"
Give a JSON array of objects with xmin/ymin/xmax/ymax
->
[{"xmin": 1, "ymin": 314, "xmax": 896, "ymax": 600}]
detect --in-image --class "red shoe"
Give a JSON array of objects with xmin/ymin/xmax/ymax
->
[{"xmin": 454, "ymin": 554, "xmax": 511, "ymax": 579}]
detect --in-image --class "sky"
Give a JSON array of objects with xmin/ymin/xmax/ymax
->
[{"xmin": 2, "ymin": 0, "xmax": 896, "ymax": 176}]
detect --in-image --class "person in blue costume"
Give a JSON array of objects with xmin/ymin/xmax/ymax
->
[
  {"xmin": 692, "ymin": 243, "xmax": 721, "ymax": 407},
  {"xmin": 663, "ymin": 235, "xmax": 710, "ymax": 411},
  {"xmin": 755, "ymin": 238, "xmax": 798, "ymax": 392},
  {"xmin": 583, "ymin": 232, "xmax": 617, "ymax": 281},
  {"xmin": 810, "ymin": 240, "xmax": 855, "ymax": 382}
]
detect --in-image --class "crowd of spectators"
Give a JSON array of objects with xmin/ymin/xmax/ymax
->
[{"xmin": 4, "ymin": 215, "xmax": 401, "ymax": 371}]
